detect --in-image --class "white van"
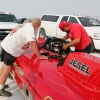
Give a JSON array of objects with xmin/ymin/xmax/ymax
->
[{"xmin": 39, "ymin": 14, "xmax": 100, "ymax": 52}]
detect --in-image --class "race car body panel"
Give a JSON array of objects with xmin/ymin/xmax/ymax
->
[{"xmin": 11, "ymin": 38, "xmax": 100, "ymax": 100}]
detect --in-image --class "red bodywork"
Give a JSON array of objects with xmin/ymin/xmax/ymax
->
[{"xmin": 11, "ymin": 39, "xmax": 100, "ymax": 100}]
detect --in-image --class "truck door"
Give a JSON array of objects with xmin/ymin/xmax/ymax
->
[{"xmin": 41, "ymin": 15, "xmax": 59, "ymax": 37}]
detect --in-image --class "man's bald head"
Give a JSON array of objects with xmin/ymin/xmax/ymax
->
[{"xmin": 32, "ymin": 18, "xmax": 41, "ymax": 25}]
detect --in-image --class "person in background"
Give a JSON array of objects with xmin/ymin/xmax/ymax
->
[
  {"xmin": 59, "ymin": 21, "xmax": 91, "ymax": 53},
  {"xmin": 0, "ymin": 18, "xmax": 48, "ymax": 97}
]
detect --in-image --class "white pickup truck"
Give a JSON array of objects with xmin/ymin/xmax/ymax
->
[
  {"xmin": 39, "ymin": 14, "xmax": 100, "ymax": 52},
  {"xmin": 0, "ymin": 12, "xmax": 19, "ymax": 40}
]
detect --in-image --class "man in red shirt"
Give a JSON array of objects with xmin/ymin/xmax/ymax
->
[{"xmin": 59, "ymin": 21, "xmax": 91, "ymax": 53}]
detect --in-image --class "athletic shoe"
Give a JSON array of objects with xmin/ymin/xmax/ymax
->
[
  {"xmin": 4, "ymin": 84, "xmax": 9, "ymax": 89},
  {"xmin": 0, "ymin": 88, "xmax": 12, "ymax": 97}
]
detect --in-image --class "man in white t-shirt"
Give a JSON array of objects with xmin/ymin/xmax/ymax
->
[{"xmin": 0, "ymin": 18, "xmax": 48, "ymax": 97}]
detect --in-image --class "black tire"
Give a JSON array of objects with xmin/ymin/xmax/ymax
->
[
  {"xmin": 39, "ymin": 29, "xmax": 47, "ymax": 39},
  {"xmin": 90, "ymin": 37, "xmax": 95, "ymax": 53},
  {"xmin": 8, "ymin": 73, "xmax": 13, "ymax": 80}
]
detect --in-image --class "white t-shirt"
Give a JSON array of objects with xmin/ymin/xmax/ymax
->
[{"xmin": 1, "ymin": 23, "xmax": 36, "ymax": 57}]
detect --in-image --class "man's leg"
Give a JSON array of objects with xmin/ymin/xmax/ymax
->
[
  {"xmin": 0, "ymin": 63, "xmax": 12, "ymax": 97},
  {"xmin": 0, "ymin": 48, "xmax": 16, "ymax": 97},
  {"xmin": 0, "ymin": 63, "xmax": 11, "ymax": 84},
  {"xmin": 0, "ymin": 62, "xmax": 9, "ymax": 89}
]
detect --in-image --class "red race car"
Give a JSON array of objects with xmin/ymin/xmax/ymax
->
[{"xmin": 10, "ymin": 37, "xmax": 100, "ymax": 100}]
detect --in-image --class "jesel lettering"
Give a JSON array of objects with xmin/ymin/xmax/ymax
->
[{"xmin": 69, "ymin": 59, "xmax": 90, "ymax": 76}]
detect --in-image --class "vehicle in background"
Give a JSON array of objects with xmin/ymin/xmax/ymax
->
[
  {"xmin": 39, "ymin": 14, "xmax": 100, "ymax": 52},
  {"xmin": 98, "ymin": 21, "xmax": 100, "ymax": 24},
  {"xmin": 0, "ymin": 12, "xmax": 19, "ymax": 40},
  {"xmin": 18, "ymin": 18, "xmax": 27, "ymax": 24},
  {"xmin": 24, "ymin": 18, "xmax": 32, "ymax": 23}
]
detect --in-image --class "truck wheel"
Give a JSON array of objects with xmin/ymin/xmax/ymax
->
[
  {"xmin": 39, "ymin": 30, "xmax": 47, "ymax": 39},
  {"xmin": 90, "ymin": 38, "xmax": 95, "ymax": 53}
]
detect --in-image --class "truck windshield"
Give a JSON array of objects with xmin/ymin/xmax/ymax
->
[
  {"xmin": 0, "ymin": 14, "xmax": 18, "ymax": 23},
  {"xmin": 78, "ymin": 17, "xmax": 100, "ymax": 26}
]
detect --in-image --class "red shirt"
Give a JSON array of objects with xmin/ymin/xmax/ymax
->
[{"xmin": 68, "ymin": 23, "xmax": 91, "ymax": 50}]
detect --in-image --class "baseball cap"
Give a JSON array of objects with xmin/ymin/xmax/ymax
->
[{"xmin": 59, "ymin": 21, "xmax": 70, "ymax": 30}]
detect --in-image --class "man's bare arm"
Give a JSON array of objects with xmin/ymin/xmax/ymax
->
[
  {"xmin": 62, "ymin": 35, "xmax": 69, "ymax": 40},
  {"xmin": 29, "ymin": 41, "xmax": 41, "ymax": 57},
  {"xmin": 29, "ymin": 41, "xmax": 48, "ymax": 59},
  {"xmin": 63, "ymin": 38, "xmax": 80, "ymax": 50}
]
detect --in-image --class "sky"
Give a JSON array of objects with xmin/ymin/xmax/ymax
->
[{"xmin": 0, "ymin": 0, "xmax": 100, "ymax": 20}]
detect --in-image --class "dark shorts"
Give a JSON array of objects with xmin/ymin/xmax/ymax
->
[
  {"xmin": 1, "ymin": 48, "xmax": 16, "ymax": 66},
  {"xmin": 75, "ymin": 43, "xmax": 91, "ymax": 54}
]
